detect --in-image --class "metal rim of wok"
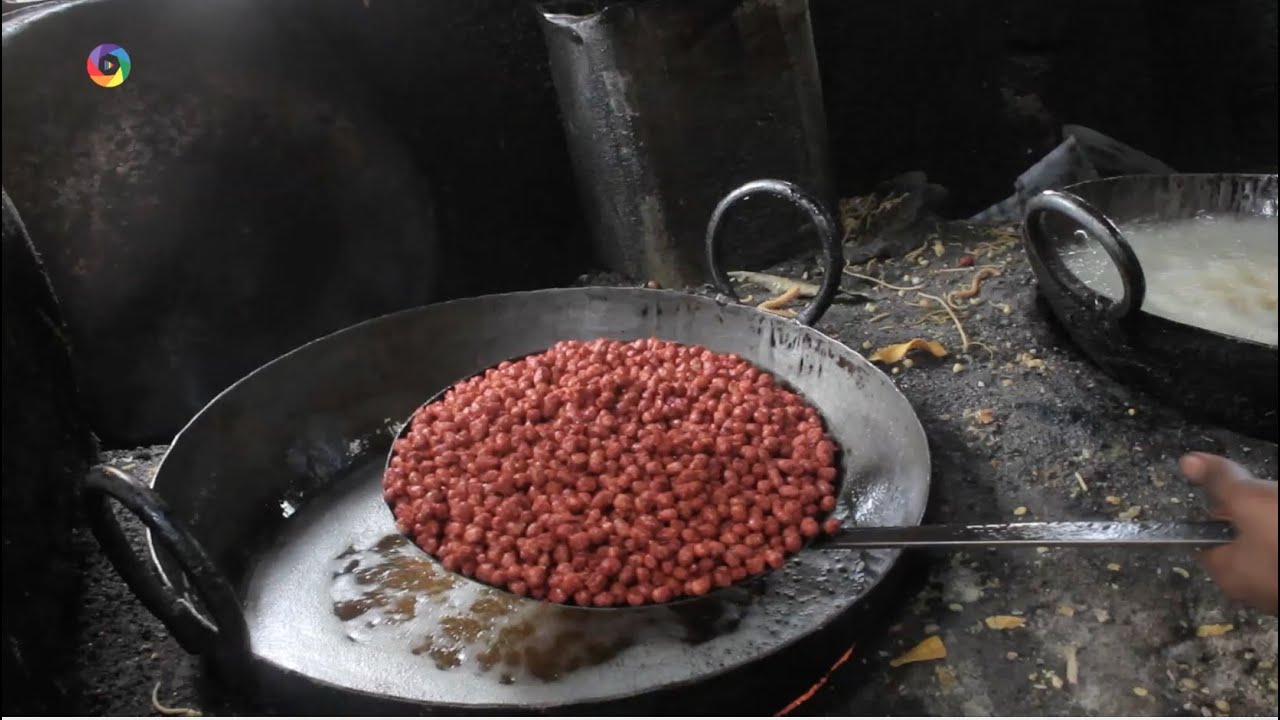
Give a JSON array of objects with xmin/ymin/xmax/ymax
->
[
  {"xmin": 78, "ymin": 179, "xmax": 933, "ymax": 710},
  {"xmin": 1021, "ymin": 173, "xmax": 1279, "ymax": 440}
]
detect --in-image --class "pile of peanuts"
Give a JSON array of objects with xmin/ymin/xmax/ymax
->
[{"xmin": 383, "ymin": 338, "xmax": 841, "ymax": 607}]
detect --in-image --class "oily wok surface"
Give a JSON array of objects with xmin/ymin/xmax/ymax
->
[{"xmin": 144, "ymin": 287, "xmax": 930, "ymax": 708}]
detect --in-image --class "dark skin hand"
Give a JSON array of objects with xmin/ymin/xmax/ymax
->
[{"xmin": 1181, "ymin": 452, "xmax": 1278, "ymax": 616}]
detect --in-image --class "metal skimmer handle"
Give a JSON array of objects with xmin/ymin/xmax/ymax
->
[{"xmin": 824, "ymin": 521, "xmax": 1233, "ymax": 550}]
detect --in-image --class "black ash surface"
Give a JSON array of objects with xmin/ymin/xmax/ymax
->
[{"xmin": 78, "ymin": 222, "xmax": 1276, "ymax": 716}]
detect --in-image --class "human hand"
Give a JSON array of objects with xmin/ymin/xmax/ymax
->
[{"xmin": 1180, "ymin": 452, "xmax": 1277, "ymax": 616}]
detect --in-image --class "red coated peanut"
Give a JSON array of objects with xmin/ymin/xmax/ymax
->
[{"xmin": 383, "ymin": 338, "xmax": 841, "ymax": 608}]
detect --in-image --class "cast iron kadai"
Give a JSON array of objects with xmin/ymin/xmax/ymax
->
[
  {"xmin": 78, "ymin": 180, "xmax": 1227, "ymax": 713},
  {"xmin": 77, "ymin": 178, "xmax": 934, "ymax": 712},
  {"xmin": 380, "ymin": 179, "xmax": 1232, "ymax": 609},
  {"xmin": 1021, "ymin": 174, "xmax": 1278, "ymax": 441}
]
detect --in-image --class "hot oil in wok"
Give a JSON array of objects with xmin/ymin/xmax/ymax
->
[
  {"xmin": 244, "ymin": 451, "xmax": 755, "ymax": 689},
  {"xmin": 221, "ymin": 291, "xmax": 920, "ymax": 708},
  {"xmin": 1060, "ymin": 214, "xmax": 1278, "ymax": 345},
  {"xmin": 329, "ymin": 533, "xmax": 752, "ymax": 683}
]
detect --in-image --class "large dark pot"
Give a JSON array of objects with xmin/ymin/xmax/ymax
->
[
  {"xmin": 1022, "ymin": 173, "xmax": 1278, "ymax": 440},
  {"xmin": 1, "ymin": 189, "xmax": 97, "ymax": 715},
  {"xmin": 2, "ymin": 0, "xmax": 587, "ymax": 446}
]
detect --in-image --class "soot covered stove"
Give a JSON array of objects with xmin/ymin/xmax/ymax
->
[{"xmin": 33, "ymin": 210, "xmax": 1279, "ymax": 716}]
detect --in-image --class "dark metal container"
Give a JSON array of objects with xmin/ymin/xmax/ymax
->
[
  {"xmin": 2, "ymin": 0, "xmax": 587, "ymax": 447},
  {"xmin": 537, "ymin": 0, "xmax": 832, "ymax": 287},
  {"xmin": 1022, "ymin": 174, "xmax": 1278, "ymax": 440},
  {"xmin": 1, "ymin": 189, "xmax": 97, "ymax": 715},
  {"xmin": 78, "ymin": 181, "xmax": 929, "ymax": 713}
]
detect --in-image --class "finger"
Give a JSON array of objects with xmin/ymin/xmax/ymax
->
[
  {"xmin": 1180, "ymin": 452, "xmax": 1210, "ymax": 483},
  {"xmin": 1227, "ymin": 478, "xmax": 1280, "ymax": 528},
  {"xmin": 1181, "ymin": 453, "xmax": 1231, "ymax": 516},
  {"xmin": 1179, "ymin": 452, "xmax": 1253, "ymax": 485},
  {"xmin": 1181, "ymin": 453, "xmax": 1255, "ymax": 511},
  {"xmin": 1197, "ymin": 546, "xmax": 1238, "ymax": 595}
]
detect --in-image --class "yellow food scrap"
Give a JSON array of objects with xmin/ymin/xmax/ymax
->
[
  {"xmin": 889, "ymin": 635, "xmax": 948, "ymax": 667},
  {"xmin": 1049, "ymin": 671, "xmax": 1064, "ymax": 690},
  {"xmin": 1133, "ymin": 686, "xmax": 1149, "ymax": 697},
  {"xmin": 984, "ymin": 615, "xmax": 1026, "ymax": 630},
  {"xmin": 1118, "ymin": 505, "xmax": 1142, "ymax": 521},
  {"xmin": 1106, "ymin": 563, "xmax": 1122, "ymax": 572},
  {"xmin": 1064, "ymin": 645, "xmax": 1079, "ymax": 685},
  {"xmin": 1012, "ymin": 506, "xmax": 1028, "ymax": 516},
  {"xmin": 1056, "ymin": 605, "xmax": 1075, "ymax": 618},
  {"xmin": 1105, "ymin": 496, "xmax": 1123, "ymax": 505},
  {"xmin": 758, "ymin": 286, "xmax": 802, "ymax": 311},
  {"xmin": 1214, "ymin": 699, "xmax": 1230, "ymax": 713},
  {"xmin": 975, "ymin": 408, "xmax": 997, "ymax": 425},
  {"xmin": 868, "ymin": 338, "xmax": 948, "ymax": 364},
  {"xmin": 1196, "ymin": 624, "xmax": 1234, "ymax": 638},
  {"xmin": 1172, "ymin": 567, "xmax": 1191, "ymax": 579},
  {"xmin": 150, "ymin": 682, "xmax": 201, "ymax": 718},
  {"xmin": 1016, "ymin": 352, "xmax": 1047, "ymax": 370}
]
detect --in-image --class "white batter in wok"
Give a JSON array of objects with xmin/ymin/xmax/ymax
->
[{"xmin": 1060, "ymin": 214, "xmax": 1278, "ymax": 346}]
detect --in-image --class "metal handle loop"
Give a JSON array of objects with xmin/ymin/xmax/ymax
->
[
  {"xmin": 82, "ymin": 465, "xmax": 251, "ymax": 675},
  {"xmin": 705, "ymin": 179, "xmax": 844, "ymax": 327},
  {"xmin": 1024, "ymin": 189, "xmax": 1147, "ymax": 322}
]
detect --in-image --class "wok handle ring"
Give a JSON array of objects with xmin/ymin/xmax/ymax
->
[
  {"xmin": 1024, "ymin": 189, "xmax": 1147, "ymax": 322},
  {"xmin": 82, "ymin": 465, "xmax": 251, "ymax": 674},
  {"xmin": 705, "ymin": 179, "xmax": 844, "ymax": 327}
]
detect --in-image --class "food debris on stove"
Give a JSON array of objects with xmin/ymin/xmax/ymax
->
[
  {"xmin": 889, "ymin": 635, "xmax": 947, "ymax": 668},
  {"xmin": 867, "ymin": 338, "xmax": 948, "ymax": 365},
  {"xmin": 1195, "ymin": 623, "xmax": 1234, "ymax": 638},
  {"xmin": 984, "ymin": 615, "xmax": 1027, "ymax": 630}
]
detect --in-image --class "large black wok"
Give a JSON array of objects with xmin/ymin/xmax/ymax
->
[
  {"xmin": 82, "ymin": 180, "xmax": 932, "ymax": 713},
  {"xmin": 1023, "ymin": 174, "xmax": 1278, "ymax": 440}
]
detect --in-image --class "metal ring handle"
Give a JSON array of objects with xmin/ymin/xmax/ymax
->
[
  {"xmin": 705, "ymin": 179, "xmax": 844, "ymax": 327},
  {"xmin": 1024, "ymin": 189, "xmax": 1147, "ymax": 322},
  {"xmin": 82, "ymin": 465, "xmax": 250, "ymax": 668}
]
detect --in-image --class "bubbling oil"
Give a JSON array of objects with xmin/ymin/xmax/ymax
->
[
  {"xmin": 1060, "ymin": 214, "xmax": 1277, "ymax": 345},
  {"xmin": 240, "ymin": 421, "xmax": 879, "ymax": 707},
  {"xmin": 242, "ymin": 452, "xmax": 755, "ymax": 699},
  {"xmin": 329, "ymin": 532, "xmax": 749, "ymax": 684}
]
